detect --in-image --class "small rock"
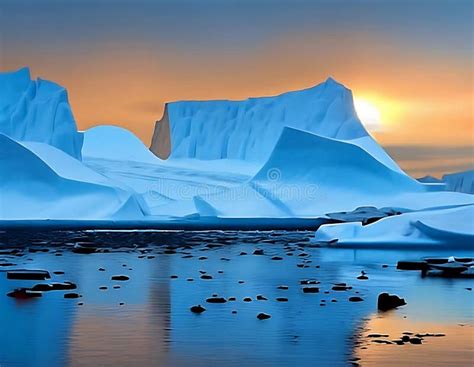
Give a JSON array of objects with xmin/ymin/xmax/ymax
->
[
  {"xmin": 276, "ymin": 297, "xmax": 288, "ymax": 302},
  {"xmin": 409, "ymin": 337, "xmax": 422, "ymax": 344},
  {"xmin": 277, "ymin": 285, "xmax": 289, "ymax": 290},
  {"xmin": 206, "ymin": 297, "xmax": 227, "ymax": 304},
  {"xmin": 377, "ymin": 292, "xmax": 406, "ymax": 311},
  {"xmin": 256, "ymin": 295, "xmax": 268, "ymax": 301},
  {"xmin": 271, "ymin": 256, "xmax": 283, "ymax": 260},
  {"xmin": 98, "ymin": 268, "xmax": 105, "ymax": 271},
  {"xmin": 228, "ymin": 297, "xmax": 236, "ymax": 301},
  {"xmin": 257, "ymin": 312, "xmax": 271, "ymax": 320},
  {"xmin": 190, "ymin": 305, "xmax": 206, "ymax": 314},
  {"xmin": 243, "ymin": 297, "xmax": 252, "ymax": 302},
  {"xmin": 111, "ymin": 275, "xmax": 130, "ymax": 281},
  {"xmin": 349, "ymin": 296, "xmax": 364, "ymax": 302},
  {"xmin": 302, "ymin": 287, "xmax": 319, "ymax": 293},
  {"xmin": 170, "ymin": 275, "xmax": 178, "ymax": 279},
  {"xmin": 7, "ymin": 288, "xmax": 42, "ymax": 299},
  {"xmin": 7, "ymin": 269, "xmax": 50, "ymax": 280},
  {"xmin": 72, "ymin": 244, "xmax": 97, "ymax": 254},
  {"xmin": 64, "ymin": 293, "xmax": 80, "ymax": 299},
  {"xmin": 253, "ymin": 249, "xmax": 264, "ymax": 255},
  {"xmin": 397, "ymin": 260, "xmax": 428, "ymax": 271},
  {"xmin": 200, "ymin": 274, "xmax": 213, "ymax": 280}
]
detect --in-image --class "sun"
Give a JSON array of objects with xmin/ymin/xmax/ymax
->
[{"xmin": 354, "ymin": 98, "xmax": 382, "ymax": 132}]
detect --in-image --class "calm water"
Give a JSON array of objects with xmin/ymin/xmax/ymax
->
[{"xmin": 0, "ymin": 230, "xmax": 472, "ymax": 367}]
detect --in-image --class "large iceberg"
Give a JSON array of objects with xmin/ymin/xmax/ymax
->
[
  {"xmin": 0, "ymin": 133, "xmax": 145, "ymax": 219},
  {"xmin": 442, "ymin": 170, "xmax": 474, "ymax": 194},
  {"xmin": 0, "ymin": 67, "xmax": 472, "ymax": 247},
  {"xmin": 0, "ymin": 67, "xmax": 83, "ymax": 159},
  {"xmin": 150, "ymin": 78, "xmax": 370, "ymax": 161}
]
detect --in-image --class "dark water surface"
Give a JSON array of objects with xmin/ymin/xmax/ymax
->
[{"xmin": 0, "ymin": 230, "xmax": 472, "ymax": 367}]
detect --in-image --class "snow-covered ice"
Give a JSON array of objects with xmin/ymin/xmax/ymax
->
[{"xmin": 0, "ymin": 67, "xmax": 472, "ymax": 247}]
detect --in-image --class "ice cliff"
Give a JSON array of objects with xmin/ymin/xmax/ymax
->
[
  {"xmin": 150, "ymin": 78, "xmax": 371, "ymax": 162},
  {"xmin": 0, "ymin": 67, "xmax": 83, "ymax": 159}
]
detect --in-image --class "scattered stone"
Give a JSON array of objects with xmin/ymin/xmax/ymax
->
[
  {"xmin": 64, "ymin": 293, "xmax": 80, "ymax": 299},
  {"xmin": 53, "ymin": 271, "xmax": 65, "ymax": 275},
  {"xmin": 99, "ymin": 286, "xmax": 108, "ymax": 290},
  {"xmin": 7, "ymin": 269, "xmax": 50, "ymax": 280},
  {"xmin": 243, "ymin": 297, "xmax": 252, "ymax": 302},
  {"xmin": 277, "ymin": 285, "xmax": 289, "ymax": 290},
  {"xmin": 276, "ymin": 297, "xmax": 288, "ymax": 302},
  {"xmin": 372, "ymin": 339, "xmax": 392, "ymax": 344},
  {"xmin": 239, "ymin": 252, "xmax": 247, "ymax": 256},
  {"xmin": 187, "ymin": 278, "xmax": 194, "ymax": 282},
  {"xmin": 332, "ymin": 284, "xmax": 352, "ymax": 291},
  {"xmin": 200, "ymin": 274, "xmax": 213, "ymax": 280},
  {"xmin": 357, "ymin": 271, "xmax": 368, "ymax": 280},
  {"xmin": 253, "ymin": 249, "xmax": 264, "ymax": 255},
  {"xmin": 98, "ymin": 268, "xmax": 105, "ymax": 271},
  {"xmin": 409, "ymin": 337, "xmax": 422, "ymax": 344},
  {"xmin": 206, "ymin": 296, "xmax": 227, "ymax": 304},
  {"xmin": 256, "ymin": 295, "xmax": 268, "ymax": 301},
  {"xmin": 228, "ymin": 297, "xmax": 236, "ymax": 301},
  {"xmin": 257, "ymin": 312, "xmax": 271, "ymax": 320},
  {"xmin": 397, "ymin": 260, "xmax": 428, "ymax": 271},
  {"xmin": 72, "ymin": 244, "xmax": 97, "ymax": 254},
  {"xmin": 111, "ymin": 275, "xmax": 130, "ymax": 281},
  {"xmin": 198, "ymin": 256, "xmax": 208, "ymax": 260},
  {"xmin": 232, "ymin": 310, "xmax": 237, "ymax": 314},
  {"xmin": 113, "ymin": 285, "xmax": 120, "ymax": 289},
  {"xmin": 271, "ymin": 256, "xmax": 283, "ymax": 260},
  {"xmin": 7, "ymin": 288, "xmax": 42, "ymax": 299},
  {"xmin": 377, "ymin": 292, "xmax": 406, "ymax": 311},
  {"xmin": 190, "ymin": 304, "xmax": 206, "ymax": 314},
  {"xmin": 238, "ymin": 280, "xmax": 245, "ymax": 284},
  {"xmin": 170, "ymin": 275, "xmax": 178, "ymax": 279},
  {"xmin": 368, "ymin": 334, "xmax": 389, "ymax": 338},
  {"xmin": 349, "ymin": 296, "xmax": 364, "ymax": 302},
  {"xmin": 119, "ymin": 302, "xmax": 125, "ymax": 306},
  {"xmin": 302, "ymin": 287, "xmax": 319, "ymax": 293}
]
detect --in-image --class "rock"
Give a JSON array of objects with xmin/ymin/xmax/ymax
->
[
  {"xmin": 239, "ymin": 252, "xmax": 247, "ymax": 256},
  {"xmin": 368, "ymin": 334, "xmax": 389, "ymax": 338},
  {"xmin": 397, "ymin": 260, "xmax": 428, "ymax": 271},
  {"xmin": 206, "ymin": 297, "xmax": 227, "ymax": 304},
  {"xmin": 113, "ymin": 285, "xmax": 120, "ymax": 289},
  {"xmin": 276, "ymin": 297, "xmax": 288, "ymax": 302},
  {"xmin": 302, "ymin": 287, "xmax": 319, "ymax": 293},
  {"xmin": 349, "ymin": 296, "xmax": 364, "ymax": 302},
  {"xmin": 53, "ymin": 271, "xmax": 65, "ymax": 275},
  {"xmin": 190, "ymin": 304, "xmax": 206, "ymax": 313},
  {"xmin": 232, "ymin": 310, "xmax": 237, "ymax": 314},
  {"xmin": 271, "ymin": 256, "xmax": 283, "ymax": 260},
  {"xmin": 372, "ymin": 339, "xmax": 392, "ymax": 344},
  {"xmin": 98, "ymin": 268, "xmax": 105, "ymax": 271},
  {"xmin": 238, "ymin": 280, "xmax": 245, "ymax": 284},
  {"xmin": 257, "ymin": 312, "xmax": 271, "ymax": 320},
  {"xmin": 198, "ymin": 256, "xmax": 207, "ymax": 260},
  {"xmin": 187, "ymin": 278, "xmax": 194, "ymax": 282},
  {"xmin": 64, "ymin": 292, "xmax": 80, "ymax": 299},
  {"xmin": 357, "ymin": 271, "xmax": 368, "ymax": 280},
  {"xmin": 228, "ymin": 297, "xmax": 236, "ymax": 301},
  {"xmin": 72, "ymin": 244, "xmax": 97, "ymax": 254},
  {"xmin": 277, "ymin": 285, "xmax": 289, "ymax": 290},
  {"xmin": 332, "ymin": 284, "xmax": 352, "ymax": 291},
  {"xmin": 7, "ymin": 288, "xmax": 42, "ymax": 299},
  {"xmin": 409, "ymin": 337, "xmax": 422, "ymax": 344},
  {"xmin": 99, "ymin": 286, "xmax": 108, "ymax": 290},
  {"xmin": 253, "ymin": 249, "xmax": 264, "ymax": 255},
  {"xmin": 7, "ymin": 269, "xmax": 50, "ymax": 280},
  {"xmin": 256, "ymin": 295, "xmax": 268, "ymax": 301},
  {"xmin": 170, "ymin": 275, "xmax": 178, "ymax": 279},
  {"xmin": 200, "ymin": 274, "xmax": 213, "ymax": 280},
  {"xmin": 243, "ymin": 297, "xmax": 252, "ymax": 302},
  {"xmin": 377, "ymin": 292, "xmax": 406, "ymax": 311},
  {"xmin": 111, "ymin": 275, "xmax": 130, "ymax": 281}
]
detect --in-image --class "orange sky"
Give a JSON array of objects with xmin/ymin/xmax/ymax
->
[{"xmin": 1, "ymin": 0, "xmax": 473, "ymax": 176}]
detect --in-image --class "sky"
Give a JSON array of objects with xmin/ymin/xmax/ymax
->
[{"xmin": 0, "ymin": 0, "xmax": 473, "ymax": 177}]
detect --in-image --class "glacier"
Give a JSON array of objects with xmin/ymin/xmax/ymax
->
[
  {"xmin": 0, "ymin": 67, "xmax": 83, "ymax": 159},
  {"xmin": 0, "ymin": 67, "xmax": 472, "ymax": 247}
]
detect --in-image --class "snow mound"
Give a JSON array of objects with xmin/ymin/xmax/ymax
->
[
  {"xmin": 0, "ymin": 133, "xmax": 146, "ymax": 220},
  {"xmin": 151, "ymin": 78, "xmax": 371, "ymax": 162},
  {"xmin": 0, "ymin": 67, "xmax": 83, "ymax": 159},
  {"xmin": 314, "ymin": 205, "xmax": 474, "ymax": 247},
  {"xmin": 82, "ymin": 125, "xmax": 160, "ymax": 163},
  {"xmin": 442, "ymin": 170, "xmax": 474, "ymax": 194}
]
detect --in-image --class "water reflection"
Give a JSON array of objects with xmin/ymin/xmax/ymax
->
[{"xmin": 0, "ymin": 231, "xmax": 472, "ymax": 366}]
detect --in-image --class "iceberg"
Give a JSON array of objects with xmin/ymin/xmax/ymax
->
[
  {"xmin": 0, "ymin": 67, "xmax": 83, "ymax": 159},
  {"xmin": 442, "ymin": 170, "xmax": 474, "ymax": 194},
  {"xmin": 82, "ymin": 125, "xmax": 160, "ymax": 164},
  {"xmin": 0, "ymin": 133, "xmax": 145, "ymax": 219},
  {"xmin": 150, "ymin": 78, "xmax": 370, "ymax": 162},
  {"xmin": 314, "ymin": 204, "xmax": 474, "ymax": 247}
]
